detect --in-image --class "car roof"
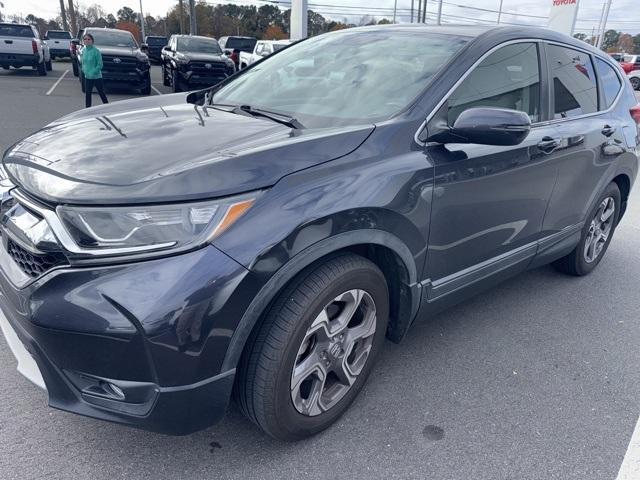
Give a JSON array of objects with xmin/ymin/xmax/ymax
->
[
  {"xmin": 173, "ymin": 34, "xmax": 218, "ymax": 40},
  {"xmin": 345, "ymin": 24, "xmax": 609, "ymax": 61}
]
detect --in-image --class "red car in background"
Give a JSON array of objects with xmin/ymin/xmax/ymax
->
[{"xmin": 620, "ymin": 54, "xmax": 640, "ymax": 73}]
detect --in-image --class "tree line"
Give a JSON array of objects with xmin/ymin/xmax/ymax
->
[
  {"xmin": 574, "ymin": 30, "xmax": 640, "ymax": 54},
  {"xmin": 5, "ymin": 2, "xmax": 395, "ymax": 41}
]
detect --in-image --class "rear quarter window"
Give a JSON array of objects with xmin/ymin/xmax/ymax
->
[
  {"xmin": 594, "ymin": 58, "xmax": 622, "ymax": 109},
  {"xmin": 548, "ymin": 44, "xmax": 598, "ymax": 119}
]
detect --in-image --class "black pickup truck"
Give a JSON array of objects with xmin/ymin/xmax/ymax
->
[
  {"xmin": 161, "ymin": 35, "xmax": 235, "ymax": 92},
  {"xmin": 78, "ymin": 28, "xmax": 151, "ymax": 95},
  {"xmin": 144, "ymin": 35, "xmax": 167, "ymax": 62}
]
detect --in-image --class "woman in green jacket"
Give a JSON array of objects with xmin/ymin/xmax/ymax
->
[{"xmin": 81, "ymin": 33, "xmax": 109, "ymax": 108}]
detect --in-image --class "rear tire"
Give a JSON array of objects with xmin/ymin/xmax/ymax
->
[
  {"xmin": 37, "ymin": 60, "xmax": 47, "ymax": 76},
  {"xmin": 552, "ymin": 182, "xmax": 621, "ymax": 276},
  {"xmin": 235, "ymin": 254, "xmax": 389, "ymax": 441}
]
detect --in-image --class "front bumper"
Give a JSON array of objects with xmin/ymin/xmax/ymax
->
[
  {"xmin": 102, "ymin": 68, "xmax": 149, "ymax": 86},
  {"xmin": 49, "ymin": 49, "xmax": 70, "ymax": 58},
  {"xmin": 0, "ymin": 243, "xmax": 253, "ymax": 435}
]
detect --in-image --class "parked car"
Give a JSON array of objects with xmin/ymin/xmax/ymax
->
[
  {"xmin": 629, "ymin": 70, "xmax": 640, "ymax": 90},
  {"xmin": 77, "ymin": 28, "xmax": 151, "ymax": 95},
  {"xmin": 620, "ymin": 54, "xmax": 640, "ymax": 73},
  {"xmin": 0, "ymin": 22, "xmax": 51, "ymax": 74},
  {"xmin": 161, "ymin": 34, "xmax": 235, "ymax": 92},
  {"xmin": 1, "ymin": 25, "xmax": 638, "ymax": 441},
  {"xmin": 610, "ymin": 52, "xmax": 625, "ymax": 62},
  {"xmin": 239, "ymin": 39, "xmax": 292, "ymax": 69},
  {"xmin": 218, "ymin": 35, "xmax": 256, "ymax": 67},
  {"xmin": 144, "ymin": 35, "xmax": 167, "ymax": 62},
  {"xmin": 44, "ymin": 30, "xmax": 72, "ymax": 60},
  {"xmin": 70, "ymin": 28, "xmax": 84, "ymax": 76}
]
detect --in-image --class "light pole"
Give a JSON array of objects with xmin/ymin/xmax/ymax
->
[
  {"xmin": 596, "ymin": 0, "xmax": 612, "ymax": 49},
  {"xmin": 393, "ymin": 0, "xmax": 397, "ymax": 23},
  {"xmin": 436, "ymin": 0, "xmax": 443, "ymax": 25},
  {"xmin": 188, "ymin": 0, "xmax": 197, "ymax": 35},
  {"xmin": 497, "ymin": 0, "xmax": 504, "ymax": 24},
  {"xmin": 139, "ymin": 0, "xmax": 146, "ymax": 41}
]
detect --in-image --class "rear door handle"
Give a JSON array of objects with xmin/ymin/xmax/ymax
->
[
  {"xmin": 537, "ymin": 137, "xmax": 561, "ymax": 153},
  {"xmin": 601, "ymin": 125, "xmax": 616, "ymax": 137}
]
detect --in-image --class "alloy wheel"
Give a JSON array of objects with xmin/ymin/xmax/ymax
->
[
  {"xmin": 290, "ymin": 289, "xmax": 377, "ymax": 416},
  {"xmin": 583, "ymin": 196, "xmax": 615, "ymax": 263}
]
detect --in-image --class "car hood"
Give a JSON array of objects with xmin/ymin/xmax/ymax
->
[
  {"xmin": 93, "ymin": 45, "xmax": 140, "ymax": 57},
  {"xmin": 3, "ymin": 94, "xmax": 374, "ymax": 205}
]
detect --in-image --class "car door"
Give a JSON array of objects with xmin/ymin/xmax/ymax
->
[
  {"xmin": 423, "ymin": 41, "xmax": 563, "ymax": 301},
  {"xmin": 541, "ymin": 44, "xmax": 629, "ymax": 235}
]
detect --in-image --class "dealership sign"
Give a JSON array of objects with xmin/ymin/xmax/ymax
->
[{"xmin": 548, "ymin": 0, "xmax": 580, "ymax": 35}]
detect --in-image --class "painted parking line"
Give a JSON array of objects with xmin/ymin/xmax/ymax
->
[
  {"xmin": 151, "ymin": 85, "xmax": 162, "ymax": 95},
  {"xmin": 45, "ymin": 69, "xmax": 69, "ymax": 96},
  {"xmin": 617, "ymin": 414, "xmax": 640, "ymax": 479}
]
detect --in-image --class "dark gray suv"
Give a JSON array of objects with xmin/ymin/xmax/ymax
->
[{"xmin": 0, "ymin": 25, "xmax": 638, "ymax": 441}]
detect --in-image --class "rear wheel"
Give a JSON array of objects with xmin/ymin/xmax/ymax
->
[
  {"xmin": 552, "ymin": 182, "xmax": 621, "ymax": 276},
  {"xmin": 36, "ymin": 60, "xmax": 47, "ymax": 76},
  {"xmin": 631, "ymin": 77, "xmax": 640, "ymax": 91},
  {"xmin": 235, "ymin": 254, "xmax": 389, "ymax": 441}
]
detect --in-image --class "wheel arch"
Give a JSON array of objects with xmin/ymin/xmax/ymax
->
[
  {"xmin": 612, "ymin": 172, "xmax": 631, "ymax": 221},
  {"xmin": 221, "ymin": 229, "xmax": 422, "ymax": 372}
]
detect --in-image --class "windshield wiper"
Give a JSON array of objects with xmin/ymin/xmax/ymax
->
[
  {"xmin": 236, "ymin": 105, "xmax": 304, "ymax": 129},
  {"xmin": 205, "ymin": 102, "xmax": 303, "ymax": 129}
]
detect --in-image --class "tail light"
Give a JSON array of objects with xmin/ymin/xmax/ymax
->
[
  {"xmin": 631, "ymin": 104, "xmax": 640, "ymax": 126},
  {"xmin": 32, "ymin": 40, "xmax": 38, "ymax": 54}
]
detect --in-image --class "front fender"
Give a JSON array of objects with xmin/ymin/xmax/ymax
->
[{"xmin": 221, "ymin": 228, "xmax": 421, "ymax": 372}]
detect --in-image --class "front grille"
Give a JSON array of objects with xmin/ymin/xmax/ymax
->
[
  {"xmin": 189, "ymin": 61, "xmax": 228, "ymax": 77},
  {"xmin": 6, "ymin": 238, "xmax": 67, "ymax": 278},
  {"xmin": 102, "ymin": 55, "xmax": 138, "ymax": 73}
]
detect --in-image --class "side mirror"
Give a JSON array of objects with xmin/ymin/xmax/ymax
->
[{"xmin": 427, "ymin": 107, "xmax": 531, "ymax": 146}]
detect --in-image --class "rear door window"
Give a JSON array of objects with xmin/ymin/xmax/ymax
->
[
  {"xmin": 448, "ymin": 42, "xmax": 541, "ymax": 124},
  {"xmin": 547, "ymin": 44, "xmax": 598, "ymax": 119},
  {"xmin": 594, "ymin": 57, "xmax": 622, "ymax": 109}
]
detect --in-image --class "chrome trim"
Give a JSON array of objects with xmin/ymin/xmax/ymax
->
[
  {"xmin": 11, "ymin": 191, "xmax": 175, "ymax": 257},
  {"xmin": 414, "ymin": 38, "xmax": 626, "ymax": 146}
]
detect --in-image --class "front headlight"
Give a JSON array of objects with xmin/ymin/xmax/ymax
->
[{"xmin": 55, "ymin": 193, "xmax": 258, "ymax": 256}]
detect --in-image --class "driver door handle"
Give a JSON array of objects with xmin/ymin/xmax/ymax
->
[{"xmin": 537, "ymin": 136, "xmax": 561, "ymax": 153}]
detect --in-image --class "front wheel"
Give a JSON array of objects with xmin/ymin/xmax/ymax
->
[
  {"xmin": 172, "ymin": 69, "xmax": 181, "ymax": 93},
  {"xmin": 552, "ymin": 182, "xmax": 621, "ymax": 276},
  {"xmin": 631, "ymin": 77, "xmax": 640, "ymax": 91},
  {"xmin": 235, "ymin": 254, "xmax": 389, "ymax": 441}
]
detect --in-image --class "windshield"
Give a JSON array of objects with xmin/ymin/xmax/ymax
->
[
  {"xmin": 178, "ymin": 37, "xmax": 221, "ymax": 54},
  {"xmin": 47, "ymin": 31, "xmax": 72, "ymax": 39},
  {"xmin": 147, "ymin": 36, "xmax": 167, "ymax": 45},
  {"xmin": 212, "ymin": 30, "xmax": 468, "ymax": 128},
  {"xmin": 89, "ymin": 30, "xmax": 137, "ymax": 48},
  {"xmin": 226, "ymin": 37, "xmax": 257, "ymax": 51},
  {"xmin": 0, "ymin": 24, "xmax": 33, "ymax": 38}
]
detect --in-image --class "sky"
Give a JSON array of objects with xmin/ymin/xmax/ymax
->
[{"xmin": 1, "ymin": 0, "xmax": 639, "ymax": 35}]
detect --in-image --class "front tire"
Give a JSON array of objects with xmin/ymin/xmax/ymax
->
[
  {"xmin": 172, "ymin": 69, "xmax": 181, "ymax": 92},
  {"xmin": 235, "ymin": 254, "xmax": 389, "ymax": 441},
  {"xmin": 552, "ymin": 182, "xmax": 621, "ymax": 276}
]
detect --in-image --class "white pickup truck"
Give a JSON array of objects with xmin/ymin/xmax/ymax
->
[
  {"xmin": 0, "ymin": 23, "xmax": 51, "ymax": 75},
  {"xmin": 239, "ymin": 39, "xmax": 292, "ymax": 70}
]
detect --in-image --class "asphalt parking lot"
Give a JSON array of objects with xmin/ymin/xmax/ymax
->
[{"xmin": 0, "ymin": 61, "xmax": 639, "ymax": 480}]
